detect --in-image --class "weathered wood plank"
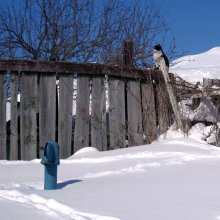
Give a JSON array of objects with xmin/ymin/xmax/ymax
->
[
  {"xmin": 58, "ymin": 74, "xmax": 73, "ymax": 158},
  {"xmin": 0, "ymin": 59, "xmax": 153, "ymax": 80},
  {"xmin": 74, "ymin": 75, "xmax": 90, "ymax": 152},
  {"xmin": 156, "ymin": 82, "xmax": 171, "ymax": 135},
  {"xmin": 20, "ymin": 72, "xmax": 38, "ymax": 160},
  {"xmin": 39, "ymin": 73, "xmax": 56, "ymax": 149},
  {"xmin": 141, "ymin": 81, "xmax": 157, "ymax": 143},
  {"xmin": 127, "ymin": 80, "xmax": 143, "ymax": 146},
  {"xmin": 0, "ymin": 72, "xmax": 7, "ymax": 159},
  {"xmin": 122, "ymin": 40, "xmax": 133, "ymax": 66},
  {"xmin": 91, "ymin": 76, "xmax": 107, "ymax": 151},
  {"xmin": 160, "ymin": 59, "xmax": 183, "ymax": 130},
  {"xmin": 10, "ymin": 73, "xmax": 19, "ymax": 160},
  {"xmin": 108, "ymin": 78, "xmax": 126, "ymax": 149}
]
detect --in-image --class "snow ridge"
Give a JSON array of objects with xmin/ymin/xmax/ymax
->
[{"xmin": 0, "ymin": 190, "xmax": 120, "ymax": 220}]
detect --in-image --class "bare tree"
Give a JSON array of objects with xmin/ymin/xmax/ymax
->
[{"xmin": 0, "ymin": 0, "xmax": 177, "ymax": 67}]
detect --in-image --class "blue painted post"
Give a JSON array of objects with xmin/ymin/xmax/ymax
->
[
  {"xmin": 44, "ymin": 165, "xmax": 57, "ymax": 190},
  {"xmin": 41, "ymin": 140, "xmax": 60, "ymax": 190}
]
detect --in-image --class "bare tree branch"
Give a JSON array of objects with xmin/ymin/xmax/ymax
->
[{"xmin": 0, "ymin": 0, "xmax": 180, "ymax": 66}]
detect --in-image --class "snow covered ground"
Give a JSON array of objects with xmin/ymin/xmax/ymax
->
[
  {"xmin": 1, "ymin": 132, "xmax": 220, "ymax": 220},
  {"xmin": 1, "ymin": 47, "xmax": 220, "ymax": 219}
]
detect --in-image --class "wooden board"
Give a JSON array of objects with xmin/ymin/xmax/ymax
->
[
  {"xmin": 156, "ymin": 82, "xmax": 171, "ymax": 134},
  {"xmin": 20, "ymin": 72, "xmax": 38, "ymax": 160},
  {"xmin": 10, "ymin": 73, "xmax": 19, "ymax": 160},
  {"xmin": 0, "ymin": 72, "xmax": 7, "ymax": 159},
  {"xmin": 141, "ymin": 81, "xmax": 157, "ymax": 143},
  {"xmin": 159, "ymin": 60, "xmax": 183, "ymax": 130},
  {"xmin": 74, "ymin": 75, "xmax": 90, "ymax": 152},
  {"xmin": 39, "ymin": 73, "xmax": 56, "ymax": 150},
  {"xmin": 58, "ymin": 74, "xmax": 73, "ymax": 158},
  {"xmin": 127, "ymin": 80, "xmax": 143, "ymax": 146},
  {"xmin": 91, "ymin": 76, "xmax": 107, "ymax": 151},
  {"xmin": 108, "ymin": 78, "xmax": 126, "ymax": 149}
]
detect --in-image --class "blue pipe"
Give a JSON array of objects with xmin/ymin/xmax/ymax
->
[{"xmin": 44, "ymin": 165, "xmax": 57, "ymax": 190}]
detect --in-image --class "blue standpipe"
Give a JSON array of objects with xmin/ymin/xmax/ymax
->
[{"xmin": 41, "ymin": 140, "xmax": 60, "ymax": 190}]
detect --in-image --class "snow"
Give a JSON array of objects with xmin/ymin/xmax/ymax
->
[
  {"xmin": 1, "ymin": 47, "xmax": 220, "ymax": 219},
  {"xmin": 6, "ymin": 94, "xmax": 20, "ymax": 122},
  {"xmin": 170, "ymin": 47, "xmax": 220, "ymax": 83},
  {"xmin": 1, "ymin": 134, "xmax": 220, "ymax": 219}
]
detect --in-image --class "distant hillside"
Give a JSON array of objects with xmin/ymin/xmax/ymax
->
[{"xmin": 170, "ymin": 47, "xmax": 220, "ymax": 83}]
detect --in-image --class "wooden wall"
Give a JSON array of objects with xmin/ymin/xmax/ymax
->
[{"xmin": 0, "ymin": 60, "xmax": 173, "ymax": 160}]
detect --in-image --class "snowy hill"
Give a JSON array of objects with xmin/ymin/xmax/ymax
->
[
  {"xmin": 170, "ymin": 47, "xmax": 220, "ymax": 83},
  {"xmin": 0, "ymin": 47, "xmax": 220, "ymax": 220}
]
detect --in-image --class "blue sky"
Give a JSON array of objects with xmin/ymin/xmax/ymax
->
[
  {"xmin": 1, "ymin": 0, "xmax": 220, "ymax": 56},
  {"xmin": 159, "ymin": 0, "xmax": 220, "ymax": 55}
]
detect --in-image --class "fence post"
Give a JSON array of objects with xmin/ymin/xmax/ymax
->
[
  {"xmin": 122, "ymin": 40, "xmax": 133, "ymax": 67},
  {"xmin": 122, "ymin": 40, "xmax": 144, "ymax": 146}
]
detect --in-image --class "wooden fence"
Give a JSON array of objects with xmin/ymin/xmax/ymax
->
[{"xmin": 0, "ymin": 59, "xmax": 174, "ymax": 160}]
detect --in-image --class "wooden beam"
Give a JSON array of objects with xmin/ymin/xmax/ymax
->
[
  {"xmin": 0, "ymin": 59, "xmax": 152, "ymax": 80},
  {"xmin": 159, "ymin": 59, "xmax": 183, "ymax": 131}
]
